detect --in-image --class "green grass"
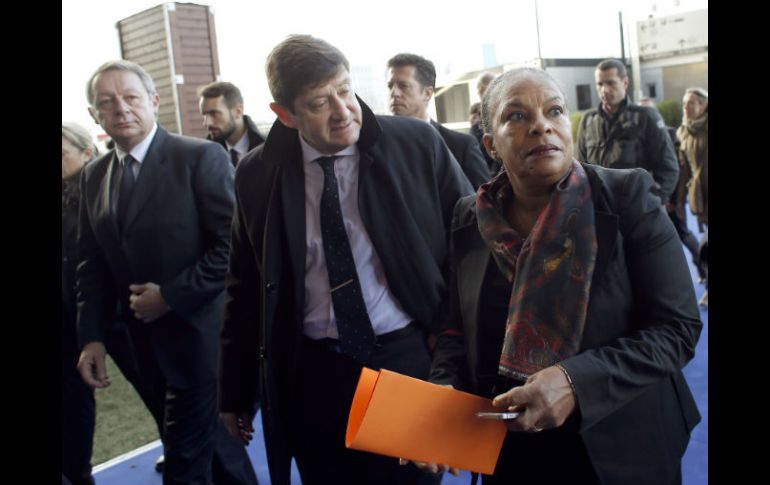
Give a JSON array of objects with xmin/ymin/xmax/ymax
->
[{"xmin": 92, "ymin": 356, "xmax": 160, "ymax": 465}]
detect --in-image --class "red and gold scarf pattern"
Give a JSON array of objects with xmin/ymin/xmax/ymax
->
[{"xmin": 476, "ymin": 161, "xmax": 597, "ymax": 380}]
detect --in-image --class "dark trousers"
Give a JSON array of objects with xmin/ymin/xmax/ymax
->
[
  {"xmin": 60, "ymin": 318, "xmax": 155, "ymax": 485},
  {"xmin": 126, "ymin": 322, "xmax": 258, "ymax": 485},
  {"xmin": 289, "ymin": 326, "xmax": 441, "ymax": 485},
  {"xmin": 667, "ymin": 208, "xmax": 703, "ymax": 278},
  {"xmin": 484, "ymin": 423, "xmax": 600, "ymax": 485},
  {"xmin": 699, "ymin": 229, "xmax": 708, "ymax": 289},
  {"xmin": 108, "ymin": 319, "xmax": 166, "ymax": 438},
  {"xmin": 477, "ymin": 376, "xmax": 600, "ymax": 485},
  {"xmin": 61, "ymin": 352, "xmax": 95, "ymax": 485}
]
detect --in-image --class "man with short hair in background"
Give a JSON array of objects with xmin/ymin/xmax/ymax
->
[
  {"xmin": 576, "ymin": 58, "xmax": 679, "ymax": 205},
  {"xmin": 199, "ymin": 81, "xmax": 265, "ymax": 166},
  {"xmin": 469, "ymin": 71, "xmax": 498, "ymax": 174},
  {"xmin": 387, "ymin": 52, "xmax": 490, "ymax": 188}
]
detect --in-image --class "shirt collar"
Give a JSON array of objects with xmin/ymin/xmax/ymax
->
[
  {"xmin": 298, "ymin": 134, "xmax": 358, "ymax": 165},
  {"xmin": 114, "ymin": 122, "xmax": 158, "ymax": 165},
  {"xmin": 226, "ymin": 128, "xmax": 250, "ymax": 155},
  {"xmin": 599, "ymin": 96, "xmax": 629, "ymax": 120}
]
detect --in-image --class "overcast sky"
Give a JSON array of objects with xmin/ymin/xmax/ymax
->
[{"xmin": 62, "ymin": 0, "xmax": 706, "ymax": 139}]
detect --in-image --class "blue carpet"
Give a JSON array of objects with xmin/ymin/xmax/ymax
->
[
  {"xmin": 94, "ymin": 211, "xmax": 709, "ymax": 485},
  {"xmin": 680, "ymin": 209, "xmax": 708, "ymax": 485}
]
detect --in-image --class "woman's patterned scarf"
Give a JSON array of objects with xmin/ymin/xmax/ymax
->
[{"xmin": 476, "ymin": 160, "xmax": 597, "ymax": 380}]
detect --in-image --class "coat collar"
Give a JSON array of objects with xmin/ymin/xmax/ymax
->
[
  {"xmin": 584, "ymin": 164, "xmax": 618, "ymax": 286},
  {"xmin": 243, "ymin": 114, "xmax": 265, "ymax": 150},
  {"xmin": 260, "ymin": 95, "xmax": 381, "ymax": 166},
  {"xmin": 206, "ymin": 114, "xmax": 265, "ymax": 151},
  {"xmin": 120, "ymin": 126, "xmax": 168, "ymax": 233}
]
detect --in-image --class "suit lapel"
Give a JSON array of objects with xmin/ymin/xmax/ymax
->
[
  {"xmin": 591, "ymin": 210, "xmax": 618, "ymax": 289},
  {"xmin": 99, "ymin": 151, "xmax": 121, "ymax": 238},
  {"xmin": 455, "ymin": 226, "xmax": 490, "ymax": 335},
  {"xmin": 122, "ymin": 129, "xmax": 167, "ymax": 232},
  {"xmin": 584, "ymin": 164, "xmax": 619, "ymax": 290}
]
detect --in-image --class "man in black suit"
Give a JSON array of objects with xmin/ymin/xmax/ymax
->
[
  {"xmin": 76, "ymin": 60, "xmax": 258, "ymax": 485},
  {"xmin": 387, "ymin": 53, "xmax": 490, "ymax": 189},
  {"xmin": 218, "ymin": 35, "xmax": 473, "ymax": 485},
  {"xmin": 198, "ymin": 81, "xmax": 265, "ymax": 166}
]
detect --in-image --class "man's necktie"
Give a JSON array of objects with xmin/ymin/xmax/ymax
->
[
  {"xmin": 117, "ymin": 155, "xmax": 136, "ymax": 232},
  {"xmin": 316, "ymin": 156, "xmax": 376, "ymax": 363},
  {"xmin": 230, "ymin": 148, "xmax": 239, "ymax": 167}
]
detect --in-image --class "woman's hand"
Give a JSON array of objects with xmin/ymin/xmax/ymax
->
[
  {"xmin": 491, "ymin": 365, "xmax": 576, "ymax": 433},
  {"xmin": 398, "ymin": 458, "xmax": 461, "ymax": 476}
]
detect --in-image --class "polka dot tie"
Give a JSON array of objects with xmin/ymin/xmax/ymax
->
[{"xmin": 316, "ymin": 156, "xmax": 376, "ymax": 363}]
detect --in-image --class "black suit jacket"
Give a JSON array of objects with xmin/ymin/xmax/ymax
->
[
  {"xmin": 430, "ymin": 120, "xmax": 490, "ymax": 189},
  {"xmin": 77, "ymin": 126, "xmax": 235, "ymax": 388},
  {"xmin": 430, "ymin": 164, "xmax": 702, "ymax": 485},
  {"xmin": 218, "ymin": 98, "xmax": 473, "ymax": 485}
]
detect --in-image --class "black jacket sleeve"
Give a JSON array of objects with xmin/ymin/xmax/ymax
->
[
  {"xmin": 559, "ymin": 169, "xmax": 701, "ymax": 431},
  {"xmin": 160, "ymin": 143, "xmax": 236, "ymax": 318},
  {"xmin": 76, "ymin": 165, "xmax": 119, "ymax": 348},
  {"xmin": 642, "ymin": 108, "xmax": 680, "ymax": 205}
]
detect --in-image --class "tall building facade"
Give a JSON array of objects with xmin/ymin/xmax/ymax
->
[{"xmin": 117, "ymin": 2, "xmax": 220, "ymax": 138}]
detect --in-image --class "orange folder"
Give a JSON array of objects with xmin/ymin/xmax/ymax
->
[{"xmin": 346, "ymin": 367, "xmax": 507, "ymax": 475}]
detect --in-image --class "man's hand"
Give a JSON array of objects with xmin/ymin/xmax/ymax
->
[
  {"xmin": 77, "ymin": 341, "xmax": 111, "ymax": 389},
  {"xmin": 221, "ymin": 412, "xmax": 255, "ymax": 445},
  {"xmin": 491, "ymin": 365, "xmax": 576, "ymax": 433},
  {"xmin": 129, "ymin": 282, "xmax": 171, "ymax": 322},
  {"xmin": 219, "ymin": 413, "xmax": 254, "ymax": 446}
]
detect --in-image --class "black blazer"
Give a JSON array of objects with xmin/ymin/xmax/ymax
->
[
  {"xmin": 431, "ymin": 120, "xmax": 490, "ymax": 189},
  {"xmin": 218, "ymin": 98, "xmax": 474, "ymax": 485},
  {"xmin": 430, "ymin": 164, "xmax": 702, "ymax": 485},
  {"xmin": 77, "ymin": 126, "xmax": 235, "ymax": 388}
]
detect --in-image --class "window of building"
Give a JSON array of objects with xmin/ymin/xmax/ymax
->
[
  {"xmin": 647, "ymin": 83, "xmax": 657, "ymax": 99},
  {"xmin": 576, "ymin": 84, "xmax": 592, "ymax": 110}
]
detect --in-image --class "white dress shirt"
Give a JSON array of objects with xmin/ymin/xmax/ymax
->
[
  {"xmin": 299, "ymin": 135, "xmax": 412, "ymax": 340},
  {"xmin": 225, "ymin": 129, "xmax": 250, "ymax": 162},
  {"xmin": 114, "ymin": 122, "xmax": 158, "ymax": 178}
]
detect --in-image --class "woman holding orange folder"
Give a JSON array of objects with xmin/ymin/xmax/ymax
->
[{"xmin": 425, "ymin": 68, "xmax": 702, "ymax": 484}]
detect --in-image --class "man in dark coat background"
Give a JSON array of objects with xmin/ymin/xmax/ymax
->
[
  {"xmin": 386, "ymin": 52, "xmax": 490, "ymax": 189},
  {"xmin": 199, "ymin": 81, "xmax": 265, "ymax": 166},
  {"xmin": 576, "ymin": 58, "xmax": 679, "ymax": 205}
]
